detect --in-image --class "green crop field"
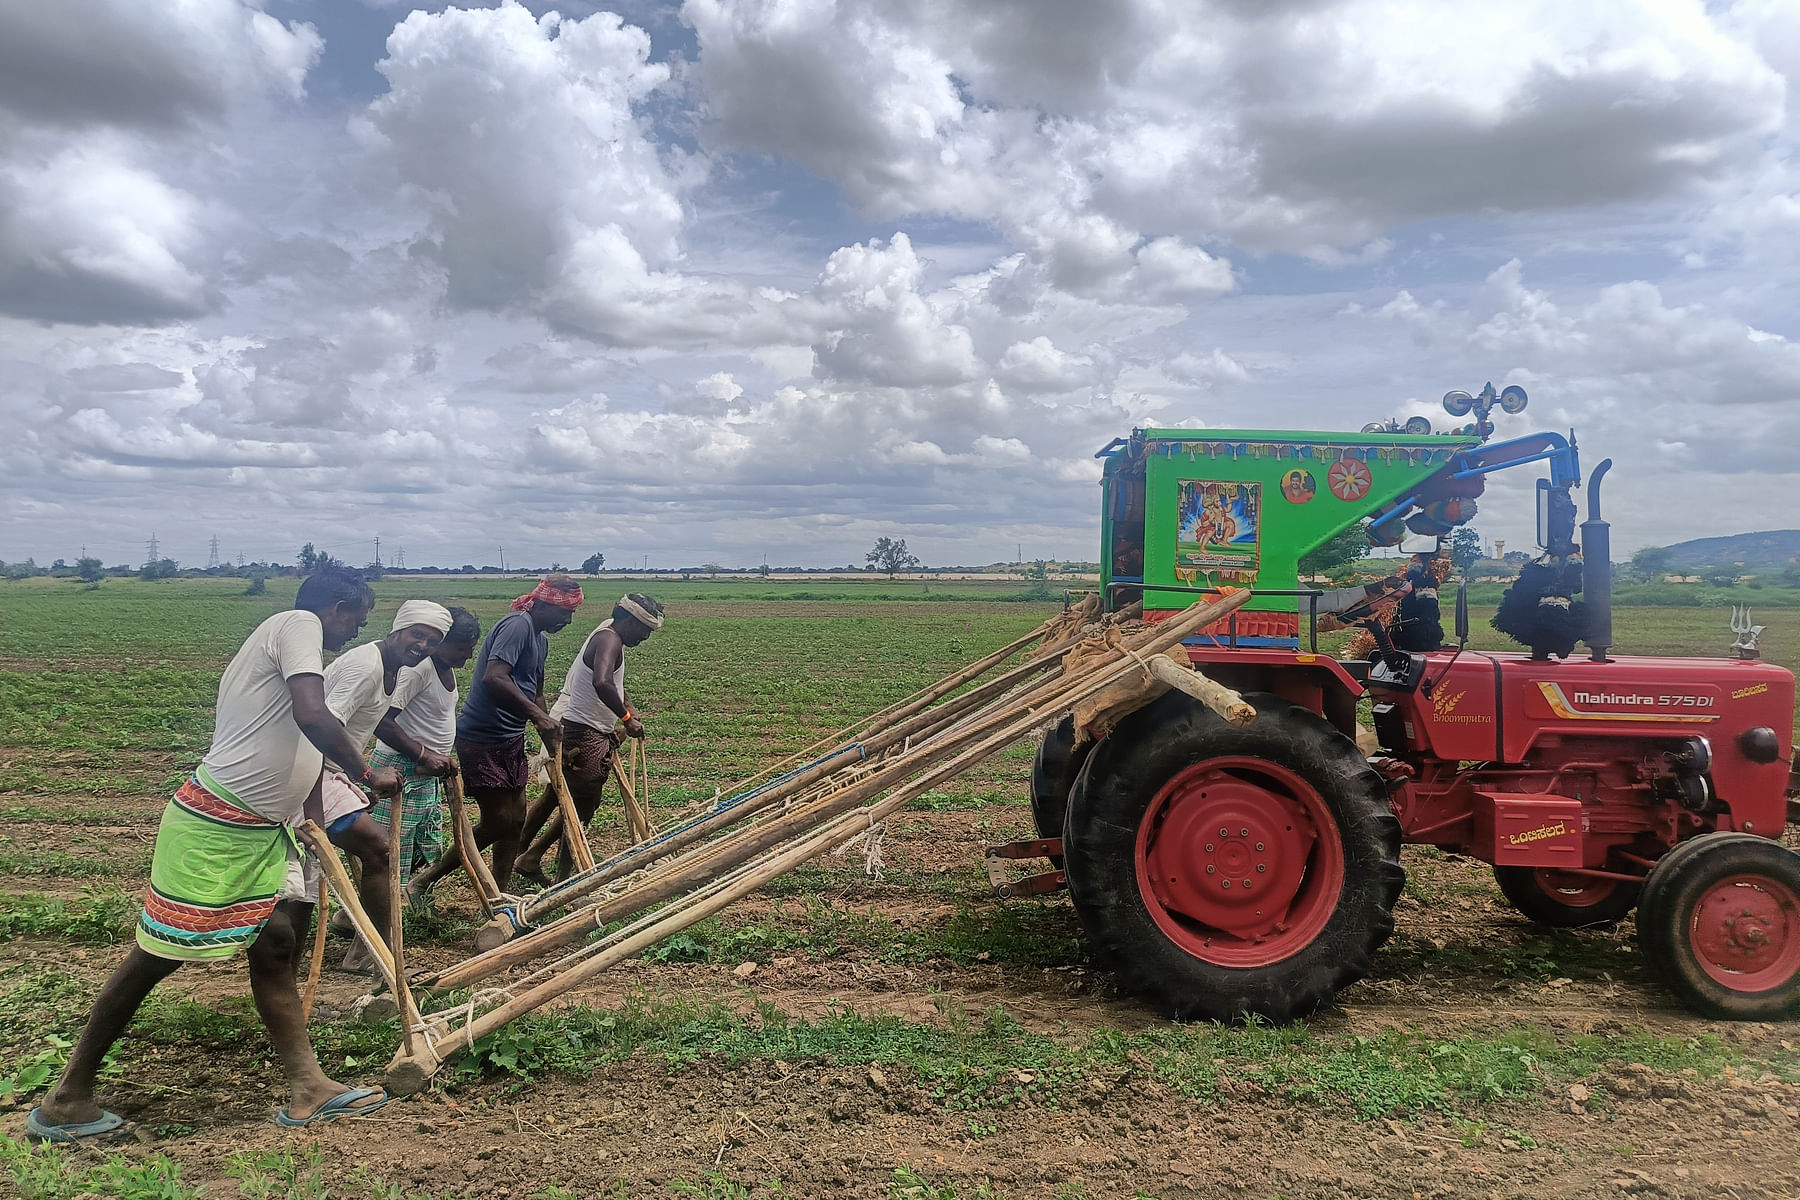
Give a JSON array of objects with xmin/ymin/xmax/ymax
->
[{"xmin": 2, "ymin": 576, "xmax": 1798, "ymax": 1198}]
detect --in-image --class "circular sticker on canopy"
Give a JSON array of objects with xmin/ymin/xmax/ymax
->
[
  {"xmin": 1280, "ymin": 468, "xmax": 1317, "ymax": 505},
  {"xmin": 1328, "ymin": 458, "xmax": 1373, "ymax": 502}
]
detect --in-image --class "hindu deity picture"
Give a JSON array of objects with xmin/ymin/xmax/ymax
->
[{"xmin": 1175, "ymin": 480, "xmax": 1261, "ymax": 583}]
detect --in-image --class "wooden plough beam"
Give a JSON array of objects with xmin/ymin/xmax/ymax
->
[{"xmin": 345, "ymin": 590, "xmax": 1253, "ymax": 1095}]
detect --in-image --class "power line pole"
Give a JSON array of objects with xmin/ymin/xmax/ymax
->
[
  {"xmin": 499, "ymin": 545, "xmax": 506, "ymax": 572},
  {"xmin": 207, "ymin": 535, "xmax": 220, "ymax": 569},
  {"xmin": 237, "ymin": 552, "xmax": 245, "ymax": 568},
  {"xmin": 374, "ymin": 535, "xmax": 381, "ymax": 567},
  {"xmin": 145, "ymin": 533, "xmax": 159, "ymax": 568}
]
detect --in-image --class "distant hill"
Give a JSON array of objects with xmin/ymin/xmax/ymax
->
[{"xmin": 1664, "ymin": 530, "xmax": 1800, "ymax": 569}]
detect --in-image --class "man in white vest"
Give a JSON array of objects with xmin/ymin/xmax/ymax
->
[{"xmin": 514, "ymin": 593, "xmax": 664, "ymax": 885}]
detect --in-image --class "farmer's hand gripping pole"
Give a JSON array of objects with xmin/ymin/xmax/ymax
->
[{"xmin": 384, "ymin": 591, "xmax": 1251, "ymax": 1093}]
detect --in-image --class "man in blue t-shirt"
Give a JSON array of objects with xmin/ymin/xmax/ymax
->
[{"xmin": 411, "ymin": 574, "xmax": 583, "ymax": 896}]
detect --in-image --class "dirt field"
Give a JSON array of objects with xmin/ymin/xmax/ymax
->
[{"xmin": 2, "ymin": 580, "xmax": 1798, "ymax": 1199}]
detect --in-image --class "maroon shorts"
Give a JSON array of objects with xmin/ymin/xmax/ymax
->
[
  {"xmin": 457, "ymin": 736, "xmax": 528, "ymax": 793},
  {"xmin": 561, "ymin": 721, "xmax": 617, "ymax": 785}
]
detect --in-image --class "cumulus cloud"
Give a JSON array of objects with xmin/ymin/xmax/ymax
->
[
  {"xmin": 686, "ymin": 0, "xmax": 1785, "ymax": 260},
  {"xmin": 5, "ymin": 0, "xmax": 1800, "ymax": 568}
]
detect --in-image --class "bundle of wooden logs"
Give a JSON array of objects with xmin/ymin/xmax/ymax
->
[{"xmin": 300, "ymin": 588, "xmax": 1255, "ymax": 1096}]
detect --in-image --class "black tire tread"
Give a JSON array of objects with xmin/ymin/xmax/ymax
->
[{"xmin": 1064, "ymin": 691, "xmax": 1403, "ymax": 1024}]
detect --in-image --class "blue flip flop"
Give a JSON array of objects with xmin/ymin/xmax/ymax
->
[
  {"xmin": 275, "ymin": 1086, "xmax": 390, "ymax": 1128},
  {"xmin": 25, "ymin": 1107, "xmax": 130, "ymax": 1143}
]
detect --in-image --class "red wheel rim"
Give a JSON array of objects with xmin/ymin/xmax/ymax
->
[
  {"xmin": 1689, "ymin": 873, "xmax": 1800, "ymax": 994},
  {"xmin": 1532, "ymin": 869, "xmax": 1621, "ymax": 909},
  {"xmin": 1135, "ymin": 756, "xmax": 1345, "ymax": 967}
]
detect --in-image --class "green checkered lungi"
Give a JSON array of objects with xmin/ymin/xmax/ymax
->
[{"xmin": 368, "ymin": 744, "xmax": 446, "ymax": 884}]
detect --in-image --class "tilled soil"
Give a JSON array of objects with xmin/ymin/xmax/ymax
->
[{"xmin": 5, "ymin": 795, "xmax": 1800, "ymax": 1198}]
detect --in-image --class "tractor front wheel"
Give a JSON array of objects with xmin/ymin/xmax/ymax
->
[
  {"xmin": 1637, "ymin": 832, "xmax": 1800, "ymax": 1019},
  {"xmin": 1495, "ymin": 866, "xmax": 1641, "ymax": 929},
  {"xmin": 1063, "ymin": 691, "xmax": 1404, "ymax": 1023}
]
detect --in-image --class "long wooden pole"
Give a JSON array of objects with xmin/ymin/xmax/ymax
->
[
  {"xmin": 397, "ymin": 603, "xmax": 1231, "ymax": 1083},
  {"xmin": 386, "ymin": 787, "xmax": 413, "ymax": 1058},
  {"xmin": 446, "ymin": 774, "xmax": 503, "ymax": 912},
  {"xmin": 427, "ymin": 590, "xmax": 1249, "ymax": 993},
  {"xmin": 545, "ymin": 747, "xmax": 595, "ymax": 873},
  {"xmin": 612, "ymin": 742, "xmax": 651, "ymax": 843},
  {"xmin": 500, "ymin": 641, "xmax": 1064, "ymax": 928}
]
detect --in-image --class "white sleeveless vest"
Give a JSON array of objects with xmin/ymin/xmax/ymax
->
[{"xmin": 550, "ymin": 619, "xmax": 626, "ymax": 733}]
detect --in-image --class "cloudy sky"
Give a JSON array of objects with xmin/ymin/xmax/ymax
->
[{"xmin": 3, "ymin": 0, "xmax": 1799, "ymax": 571}]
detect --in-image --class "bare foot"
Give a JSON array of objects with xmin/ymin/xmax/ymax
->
[{"xmin": 340, "ymin": 941, "xmax": 374, "ymax": 975}]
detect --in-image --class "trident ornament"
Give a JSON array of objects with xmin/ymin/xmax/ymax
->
[{"xmin": 1730, "ymin": 605, "xmax": 1764, "ymax": 660}]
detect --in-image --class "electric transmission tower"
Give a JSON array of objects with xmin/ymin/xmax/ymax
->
[
  {"xmin": 145, "ymin": 533, "xmax": 160, "ymax": 568},
  {"xmin": 395, "ymin": 546, "xmax": 406, "ymax": 569},
  {"xmin": 207, "ymin": 535, "xmax": 220, "ymax": 569}
]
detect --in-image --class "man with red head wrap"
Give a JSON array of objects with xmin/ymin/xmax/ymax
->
[{"xmin": 410, "ymin": 574, "xmax": 582, "ymax": 897}]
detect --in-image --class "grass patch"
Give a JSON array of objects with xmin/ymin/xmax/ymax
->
[
  {"xmin": 0, "ymin": 891, "xmax": 136, "ymax": 944},
  {"xmin": 443, "ymin": 988, "xmax": 1770, "ymax": 1119}
]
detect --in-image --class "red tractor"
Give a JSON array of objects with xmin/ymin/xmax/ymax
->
[{"xmin": 1023, "ymin": 386, "xmax": 1800, "ymax": 1021}]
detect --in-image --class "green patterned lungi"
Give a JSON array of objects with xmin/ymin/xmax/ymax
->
[{"xmin": 367, "ymin": 744, "xmax": 446, "ymax": 884}]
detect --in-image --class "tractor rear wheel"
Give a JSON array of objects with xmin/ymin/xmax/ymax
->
[
  {"xmin": 1063, "ymin": 691, "xmax": 1404, "ymax": 1023},
  {"xmin": 1494, "ymin": 866, "xmax": 1641, "ymax": 928},
  {"xmin": 1637, "ymin": 832, "xmax": 1800, "ymax": 1019},
  {"xmin": 1030, "ymin": 717, "xmax": 1088, "ymax": 866}
]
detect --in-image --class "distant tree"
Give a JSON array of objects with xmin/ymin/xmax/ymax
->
[
  {"xmin": 1298, "ymin": 521, "xmax": 1371, "ymax": 578},
  {"xmin": 2, "ymin": 558, "xmax": 36, "ymax": 581},
  {"xmin": 76, "ymin": 557, "xmax": 104, "ymax": 584},
  {"xmin": 549, "ymin": 561, "xmax": 564, "ymax": 573},
  {"xmin": 1026, "ymin": 559, "xmax": 1052, "ymax": 600},
  {"xmin": 757, "ymin": 562, "xmax": 771, "ymax": 577},
  {"xmin": 460, "ymin": 565, "xmax": 478, "ymax": 574},
  {"xmin": 579, "ymin": 552, "xmax": 606, "ymax": 574},
  {"xmin": 244, "ymin": 571, "xmax": 268, "ymax": 595},
  {"xmin": 1631, "ymin": 545, "xmax": 1672, "ymax": 582},
  {"xmin": 51, "ymin": 558, "xmax": 67, "ymax": 571},
  {"xmin": 298, "ymin": 543, "xmax": 341, "ymax": 573},
  {"xmin": 1449, "ymin": 527, "xmax": 1482, "ymax": 573},
  {"xmin": 363, "ymin": 560, "xmax": 384, "ymax": 581},
  {"xmin": 1702, "ymin": 566, "xmax": 1740, "ymax": 588},
  {"xmin": 866, "ymin": 536, "xmax": 921, "ymax": 578},
  {"xmin": 140, "ymin": 557, "xmax": 180, "ymax": 580}
]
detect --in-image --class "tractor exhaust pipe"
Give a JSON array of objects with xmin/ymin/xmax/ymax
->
[{"xmin": 1582, "ymin": 458, "xmax": 1613, "ymax": 662}]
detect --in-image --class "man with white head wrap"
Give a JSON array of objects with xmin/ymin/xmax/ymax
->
[
  {"xmin": 371, "ymin": 606, "xmax": 481, "ymax": 900},
  {"xmin": 514, "ymin": 593, "xmax": 665, "ymax": 885},
  {"xmin": 315, "ymin": 600, "xmax": 451, "ymax": 970}
]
